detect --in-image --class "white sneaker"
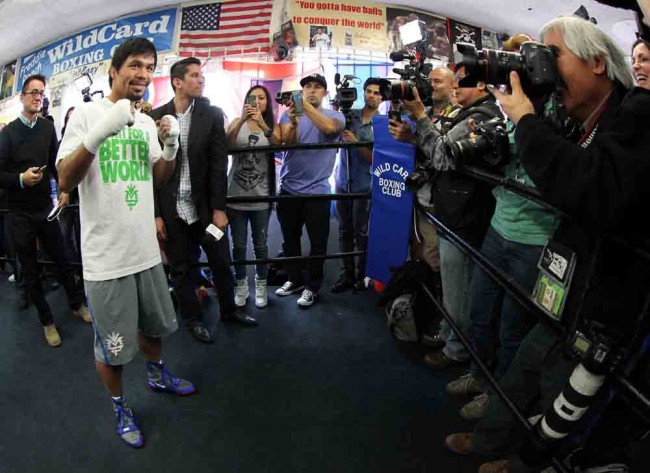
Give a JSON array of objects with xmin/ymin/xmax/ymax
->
[
  {"xmin": 275, "ymin": 281, "xmax": 304, "ymax": 297},
  {"xmin": 8, "ymin": 274, "xmax": 15, "ymax": 283},
  {"xmin": 297, "ymin": 289, "xmax": 316, "ymax": 307},
  {"xmin": 255, "ymin": 278, "xmax": 268, "ymax": 308},
  {"xmin": 234, "ymin": 278, "xmax": 249, "ymax": 307}
]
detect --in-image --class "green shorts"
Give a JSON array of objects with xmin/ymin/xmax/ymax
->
[{"xmin": 85, "ymin": 263, "xmax": 178, "ymax": 366}]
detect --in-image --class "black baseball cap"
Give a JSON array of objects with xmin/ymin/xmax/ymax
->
[{"xmin": 300, "ymin": 73, "xmax": 327, "ymax": 89}]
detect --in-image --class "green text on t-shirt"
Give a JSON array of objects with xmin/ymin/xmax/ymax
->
[{"xmin": 98, "ymin": 127, "xmax": 151, "ymax": 184}]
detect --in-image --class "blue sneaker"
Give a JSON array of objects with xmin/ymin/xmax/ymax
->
[
  {"xmin": 113, "ymin": 402, "xmax": 144, "ymax": 448},
  {"xmin": 147, "ymin": 360, "xmax": 197, "ymax": 396}
]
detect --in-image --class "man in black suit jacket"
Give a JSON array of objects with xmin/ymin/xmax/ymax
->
[{"xmin": 151, "ymin": 57, "xmax": 257, "ymax": 343}]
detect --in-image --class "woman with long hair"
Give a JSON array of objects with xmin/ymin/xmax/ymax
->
[{"xmin": 226, "ymin": 85, "xmax": 280, "ymax": 309}]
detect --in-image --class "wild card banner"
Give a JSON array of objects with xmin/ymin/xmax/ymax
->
[
  {"xmin": 288, "ymin": 0, "xmax": 387, "ymax": 51},
  {"xmin": 18, "ymin": 8, "xmax": 177, "ymax": 88},
  {"xmin": 366, "ymin": 115, "xmax": 415, "ymax": 284}
]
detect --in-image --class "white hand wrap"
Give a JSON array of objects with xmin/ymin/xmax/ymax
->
[
  {"xmin": 160, "ymin": 114, "xmax": 180, "ymax": 161},
  {"xmin": 82, "ymin": 99, "xmax": 134, "ymax": 154}
]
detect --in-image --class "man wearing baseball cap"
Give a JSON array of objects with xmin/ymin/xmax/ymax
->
[{"xmin": 275, "ymin": 73, "xmax": 345, "ymax": 308}]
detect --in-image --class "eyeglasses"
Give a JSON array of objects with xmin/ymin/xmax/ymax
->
[{"xmin": 23, "ymin": 90, "xmax": 45, "ymax": 98}]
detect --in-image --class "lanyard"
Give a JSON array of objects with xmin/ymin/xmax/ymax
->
[{"xmin": 578, "ymin": 101, "xmax": 608, "ymax": 146}]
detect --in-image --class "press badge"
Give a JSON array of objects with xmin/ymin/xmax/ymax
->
[{"xmin": 531, "ymin": 240, "xmax": 577, "ymax": 321}]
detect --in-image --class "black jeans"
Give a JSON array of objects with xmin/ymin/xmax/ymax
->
[
  {"xmin": 276, "ymin": 189, "xmax": 330, "ymax": 292},
  {"xmin": 165, "ymin": 218, "xmax": 236, "ymax": 326},
  {"xmin": 58, "ymin": 206, "xmax": 81, "ymax": 264},
  {"xmin": 334, "ymin": 187, "xmax": 369, "ymax": 280},
  {"xmin": 9, "ymin": 209, "xmax": 85, "ymax": 325}
]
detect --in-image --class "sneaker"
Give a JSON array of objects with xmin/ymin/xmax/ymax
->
[
  {"xmin": 275, "ymin": 281, "xmax": 304, "ymax": 297},
  {"xmin": 460, "ymin": 393, "xmax": 489, "ymax": 420},
  {"xmin": 234, "ymin": 278, "xmax": 249, "ymax": 307},
  {"xmin": 8, "ymin": 274, "xmax": 15, "ymax": 283},
  {"xmin": 72, "ymin": 304, "xmax": 92, "ymax": 323},
  {"xmin": 255, "ymin": 278, "xmax": 268, "ymax": 308},
  {"xmin": 297, "ymin": 288, "xmax": 316, "ymax": 307},
  {"xmin": 446, "ymin": 372, "xmax": 485, "ymax": 396},
  {"xmin": 113, "ymin": 401, "xmax": 144, "ymax": 448},
  {"xmin": 147, "ymin": 360, "xmax": 197, "ymax": 396},
  {"xmin": 43, "ymin": 324, "xmax": 61, "ymax": 347}
]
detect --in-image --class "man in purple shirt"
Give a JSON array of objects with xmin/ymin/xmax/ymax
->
[{"xmin": 275, "ymin": 73, "xmax": 345, "ymax": 307}]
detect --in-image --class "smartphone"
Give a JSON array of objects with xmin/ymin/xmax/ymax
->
[
  {"xmin": 292, "ymin": 91, "xmax": 303, "ymax": 116},
  {"xmin": 206, "ymin": 223, "xmax": 224, "ymax": 241},
  {"xmin": 388, "ymin": 111, "xmax": 402, "ymax": 123},
  {"xmin": 38, "ymin": 165, "xmax": 47, "ymax": 173},
  {"xmin": 245, "ymin": 95, "xmax": 257, "ymax": 108}
]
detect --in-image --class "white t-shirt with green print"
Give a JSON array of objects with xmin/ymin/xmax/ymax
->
[{"xmin": 57, "ymin": 98, "xmax": 163, "ymax": 281}]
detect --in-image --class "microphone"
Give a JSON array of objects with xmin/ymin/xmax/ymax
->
[
  {"xmin": 390, "ymin": 51, "xmax": 416, "ymax": 62},
  {"xmin": 334, "ymin": 73, "xmax": 341, "ymax": 86}
]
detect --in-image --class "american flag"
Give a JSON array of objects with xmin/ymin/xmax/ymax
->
[{"xmin": 179, "ymin": 1, "xmax": 273, "ymax": 57}]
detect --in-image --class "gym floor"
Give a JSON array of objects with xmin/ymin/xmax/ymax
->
[{"xmin": 0, "ymin": 217, "xmax": 645, "ymax": 473}]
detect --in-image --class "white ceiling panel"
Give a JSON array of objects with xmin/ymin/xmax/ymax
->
[{"xmin": 0, "ymin": 0, "xmax": 639, "ymax": 66}]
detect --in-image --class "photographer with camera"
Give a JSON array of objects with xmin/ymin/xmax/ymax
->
[
  {"xmin": 390, "ymin": 65, "xmax": 503, "ymax": 370},
  {"xmin": 444, "ymin": 16, "xmax": 650, "ymax": 472},
  {"xmin": 445, "ymin": 36, "xmax": 563, "ymax": 423},
  {"xmin": 331, "ymin": 77, "xmax": 382, "ymax": 293},
  {"xmin": 275, "ymin": 73, "xmax": 345, "ymax": 308}
]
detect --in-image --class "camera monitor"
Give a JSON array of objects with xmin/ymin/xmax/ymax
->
[{"xmin": 399, "ymin": 20, "xmax": 425, "ymax": 46}]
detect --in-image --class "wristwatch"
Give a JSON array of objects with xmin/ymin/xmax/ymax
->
[{"xmin": 264, "ymin": 128, "xmax": 273, "ymax": 138}]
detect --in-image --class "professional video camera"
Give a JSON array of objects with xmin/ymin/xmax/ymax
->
[
  {"xmin": 333, "ymin": 73, "xmax": 359, "ymax": 129},
  {"xmin": 379, "ymin": 20, "xmax": 433, "ymax": 106}
]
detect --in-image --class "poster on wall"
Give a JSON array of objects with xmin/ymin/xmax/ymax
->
[
  {"xmin": 386, "ymin": 8, "xmax": 450, "ymax": 62},
  {"xmin": 17, "ymin": 8, "xmax": 178, "ymax": 91},
  {"xmin": 449, "ymin": 19, "xmax": 482, "ymax": 49},
  {"xmin": 271, "ymin": 20, "xmax": 300, "ymax": 61},
  {"xmin": 482, "ymin": 29, "xmax": 501, "ymax": 50},
  {"xmin": 288, "ymin": 0, "xmax": 387, "ymax": 51},
  {"xmin": 1, "ymin": 61, "xmax": 17, "ymax": 101}
]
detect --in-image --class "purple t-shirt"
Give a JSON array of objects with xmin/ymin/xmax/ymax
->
[{"xmin": 279, "ymin": 108, "xmax": 345, "ymax": 194}]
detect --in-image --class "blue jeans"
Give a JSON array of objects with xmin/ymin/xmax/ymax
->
[
  {"xmin": 227, "ymin": 208, "xmax": 271, "ymax": 280},
  {"xmin": 469, "ymin": 226, "xmax": 542, "ymax": 380},
  {"xmin": 438, "ymin": 236, "xmax": 473, "ymax": 361}
]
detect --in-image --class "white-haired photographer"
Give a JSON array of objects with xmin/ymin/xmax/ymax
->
[{"xmin": 445, "ymin": 16, "xmax": 650, "ymax": 473}]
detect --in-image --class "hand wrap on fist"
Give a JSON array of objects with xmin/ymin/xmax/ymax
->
[
  {"xmin": 82, "ymin": 99, "xmax": 135, "ymax": 154},
  {"xmin": 159, "ymin": 114, "xmax": 180, "ymax": 161}
]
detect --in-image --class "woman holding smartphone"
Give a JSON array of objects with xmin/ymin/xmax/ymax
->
[{"xmin": 226, "ymin": 85, "xmax": 280, "ymax": 309}]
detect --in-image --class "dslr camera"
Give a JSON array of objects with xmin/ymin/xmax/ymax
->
[
  {"xmin": 406, "ymin": 117, "xmax": 510, "ymax": 191},
  {"xmin": 379, "ymin": 20, "xmax": 433, "ymax": 105},
  {"xmin": 449, "ymin": 117, "xmax": 510, "ymax": 169},
  {"xmin": 455, "ymin": 42, "xmax": 559, "ymax": 99}
]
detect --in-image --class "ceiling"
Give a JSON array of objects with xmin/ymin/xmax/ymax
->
[{"xmin": 0, "ymin": 0, "xmax": 639, "ymax": 66}]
